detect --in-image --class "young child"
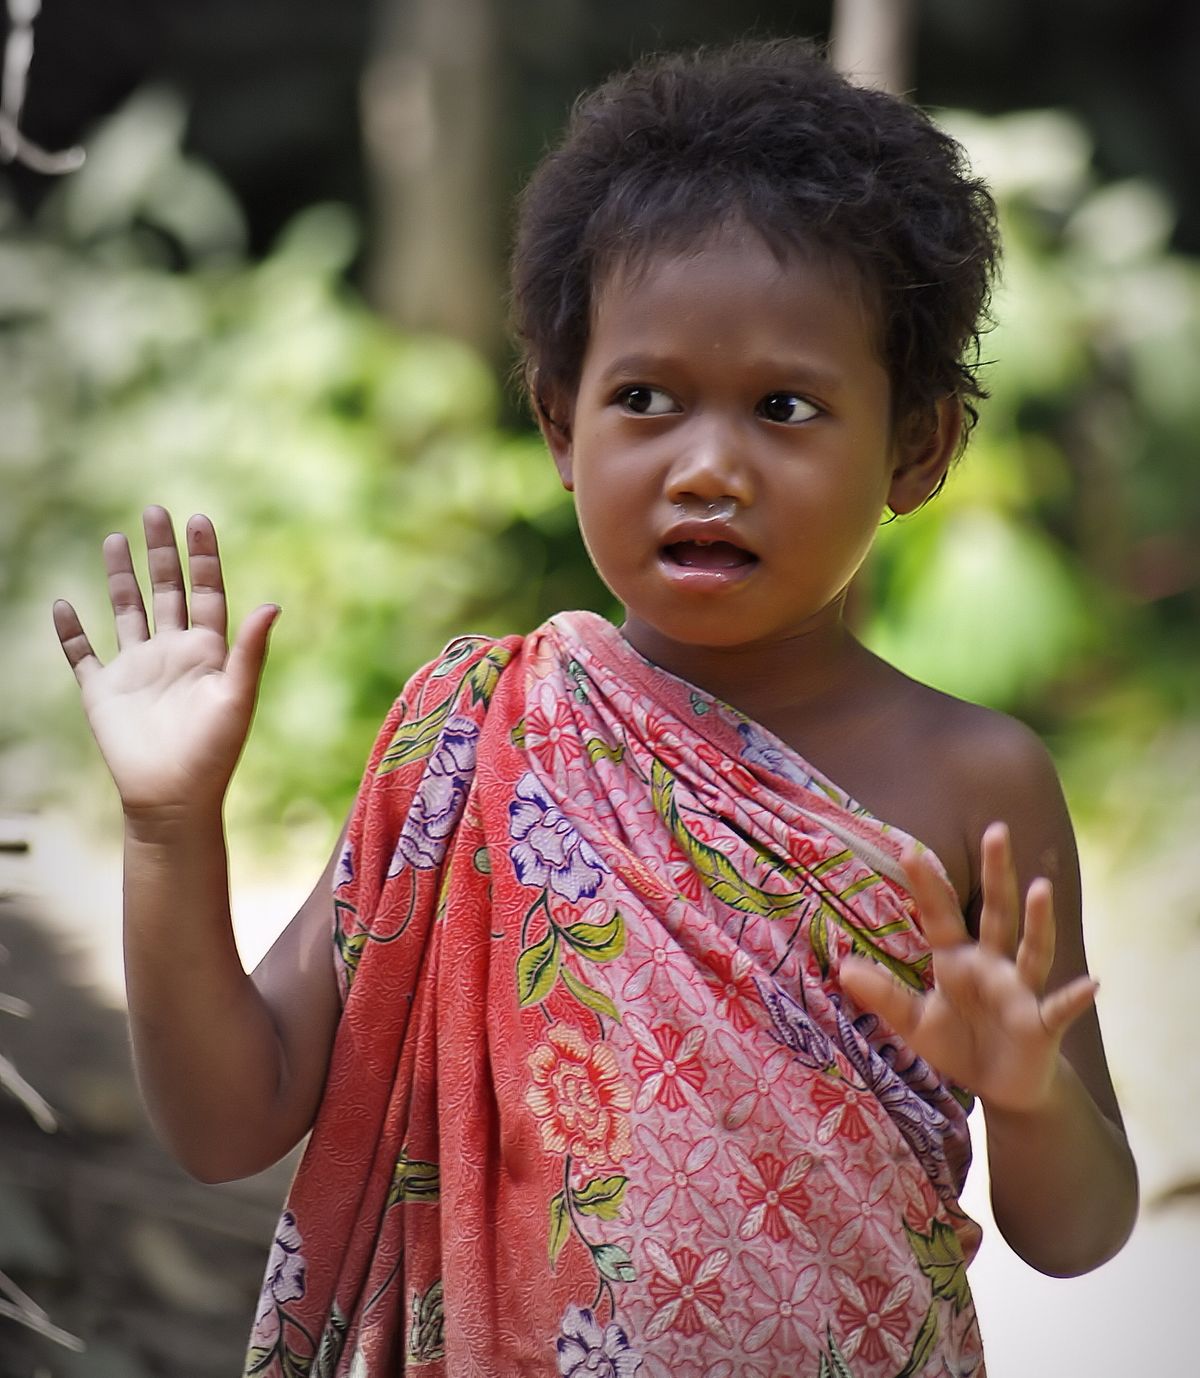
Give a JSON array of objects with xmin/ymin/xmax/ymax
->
[{"xmin": 53, "ymin": 39, "xmax": 1136, "ymax": 1378}]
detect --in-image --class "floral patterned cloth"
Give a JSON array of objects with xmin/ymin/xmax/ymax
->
[{"xmin": 245, "ymin": 611, "xmax": 986, "ymax": 1378}]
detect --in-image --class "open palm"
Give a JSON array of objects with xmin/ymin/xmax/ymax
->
[
  {"xmin": 53, "ymin": 507, "xmax": 278, "ymax": 818},
  {"xmin": 840, "ymin": 824, "xmax": 1098, "ymax": 1115}
]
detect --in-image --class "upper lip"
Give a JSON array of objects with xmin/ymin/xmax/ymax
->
[{"xmin": 659, "ymin": 517, "xmax": 757, "ymax": 557}]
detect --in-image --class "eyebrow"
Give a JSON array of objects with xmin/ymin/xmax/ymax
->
[{"xmin": 597, "ymin": 353, "xmax": 846, "ymax": 392}]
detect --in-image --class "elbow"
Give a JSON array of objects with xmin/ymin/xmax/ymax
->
[{"xmin": 1004, "ymin": 1170, "xmax": 1140, "ymax": 1278}]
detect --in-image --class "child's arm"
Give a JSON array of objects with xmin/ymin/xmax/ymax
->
[
  {"xmin": 54, "ymin": 507, "xmax": 341, "ymax": 1182},
  {"xmin": 841, "ymin": 728, "xmax": 1138, "ymax": 1277}
]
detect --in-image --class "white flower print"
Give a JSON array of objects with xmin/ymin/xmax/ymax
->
[
  {"xmin": 635, "ymin": 1125, "xmax": 723, "ymax": 1231},
  {"xmin": 740, "ymin": 1256, "xmax": 821, "ymax": 1354}
]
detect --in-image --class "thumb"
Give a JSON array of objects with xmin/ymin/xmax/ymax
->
[
  {"xmin": 226, "ymin": 604, "xmax": 280, "ymax": 701},
  {"xmin": 840, "ymin": 953, "xmax": 924, "ymax": 1042}
]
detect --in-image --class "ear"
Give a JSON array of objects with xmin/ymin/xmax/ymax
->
[
  {"xmin": 532, "ymin": 379, "xmax": 576, "ymax": 491},
  {"xmin": 887, "ymin": 396, "xmax": 964, "ymax": 515}
]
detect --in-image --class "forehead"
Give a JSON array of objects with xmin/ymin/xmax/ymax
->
[{"xmin": 585, "ymin": 227, "xmax": 883, "ymax": 372}]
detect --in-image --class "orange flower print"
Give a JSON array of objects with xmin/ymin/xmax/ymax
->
[{"xmin": 525, "ymin": 1025, "xmax": 632, "ymax": 1168}]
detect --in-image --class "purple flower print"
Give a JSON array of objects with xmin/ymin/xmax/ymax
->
[
  {"xmin": 556, "ymin": 1304, "xmax": 642, "ymax": 1377},
  {"xmin": 509, "ymin": 772, "xmax": 607, "ymax": 902},
  {"xmin": 390, "ymin": 715, "xmax": 480, "ymax": 873},
  {"xmin": 833, "ymin": 1002, "xmax": 951, "ymax": 1188},
  {"xmin": 758, "ymin": 980, "xmax": 834, "ymax": 1070},
  {"xmin": 251, "ymin": 1210, "xmax": 307, "ymax": 1351},
  {"xmin": 736, "ymin": 721, "xmax": 811, "ymax": 785}
]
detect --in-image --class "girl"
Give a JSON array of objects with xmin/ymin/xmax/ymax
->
[{"xmin": 53, "ymin": 39, "xmax": 1136, "ymax": 1378}]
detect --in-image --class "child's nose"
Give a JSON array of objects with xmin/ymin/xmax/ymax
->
[{"xmin": 664, "ymin": 420, "xmax": 755, "ymax": 507}]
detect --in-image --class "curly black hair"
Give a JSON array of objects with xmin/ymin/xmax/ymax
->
[{"xmin": 510, "ymin": 39, "xmax": 1000, "ymax": 445}]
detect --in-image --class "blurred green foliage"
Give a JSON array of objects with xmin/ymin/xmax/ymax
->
[
  {"xmin": 0, "ymin": 89, "xmax": 609, "ymax": 847},
  {"xmin": 2, "ymin": 93, "xmax": 1197, "ymax": 853}
]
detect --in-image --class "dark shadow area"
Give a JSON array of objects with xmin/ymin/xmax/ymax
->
[{"xmin": 0, "ymin": 896, "xmax": 297, "ymax": 1378}]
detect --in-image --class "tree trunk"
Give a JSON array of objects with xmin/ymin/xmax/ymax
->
[
  {"xmin": 830, "ymin": 0, "xmax": 916, "ymax": 95},
  {"xmin": 361, "ymin": 0, "xmax": 503, "ymax": 356}
]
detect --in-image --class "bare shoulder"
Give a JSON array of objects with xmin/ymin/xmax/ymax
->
[{"xmin": 885, "ymin": 668, "xmax": 1077, "ymax": 910}]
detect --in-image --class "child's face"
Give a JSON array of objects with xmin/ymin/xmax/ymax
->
[{"xmin": 542, "ymin": 229, "xmax": 952, "ymax": 660}]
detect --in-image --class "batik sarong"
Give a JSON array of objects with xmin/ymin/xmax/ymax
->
[{"xmin": 246, "ymin": 610, "xmax": 985, "ymax": 1378}]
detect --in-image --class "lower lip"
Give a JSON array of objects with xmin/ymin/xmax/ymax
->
[{"xmin": 656, "ymin": 553, "xmax": 758, "ymax": 591}]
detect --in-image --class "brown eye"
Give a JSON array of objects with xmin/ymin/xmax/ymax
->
[
  {"xmin": 618, "ymin": 386, "xmax": 677, "ymax": 416},
  {"xmin": 759, "ymin": 392, "xmax": 819, "ymax": 424}
]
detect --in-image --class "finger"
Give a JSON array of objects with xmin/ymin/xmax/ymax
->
[
  {"xmin": 978, "ymin": 822, "xmax": 1020, "ymax": 958},
  {"xmin": 185, "ymin": 514, "xmax": 227, "ymax": 641},
  {"xmin": 1039, "ymin": 975, "xmax": 1099, "ymax": 1038},
  {"xmin": 225, "ymin": 604, "xmax": 280, "ymax": 703},
  {"xmin": 840, "ymin": 954, "xmax": 925, "ymax": 1043},
  {"xmin": 143, "ymin": 506, "xmax": 188, "ymax": 633},
  {"xmin": 52, "ymin": 599, "xmax": 103, "ymax": 687},
  {"xmin": 1015, "ymin": 877, "xmax": 1055, "ymax": 993},
  {"xmin": 101, "ymin": 532, "xmax": 150, "ymax": 648},
  {"xmin": 899, "ymin": 845, "xmax": 968, "ymax": 950}
]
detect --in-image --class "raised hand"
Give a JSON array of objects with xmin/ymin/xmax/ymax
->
[
  {"xmin": 839, "ymin": 823, "xmax": 1099, "ymax": 1115},
  {"xmin": 53, "ymin": 506, "xmax": 279, "ymax": 820}
]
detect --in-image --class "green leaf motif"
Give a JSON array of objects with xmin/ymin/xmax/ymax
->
[
  {"xmin": 473, "ymin": 846, "xmax": 492, "ymax": 874},
  {"xmin": 312, "ymin": 1303, "xmax": 349, "ymax": 1378},
  {"xmin": 811, "ymin": 906, "xmax": 831, "ymax": 978},
  {"xmin": 571, "ymin": 1174, "xmax": 628, "ymax": 1221},
  {"xmin": 651, "ymin": 762, "xmax": 806, "ymax": 919},
  {"xmin": 516, "ymin": 928, "xmax": 560, "ymax": 1006},
  {"xmin": 465, "ymin": 647, "xmax": 512, "ymax": 706},
  {"xmin": 407, "ymin": 1278, "xmax": 446, "ymax": 1362},
  {"xmin": 905, "ymin": 1219, "xmax": 971, "ymax": 1313},
  {"xmin": 823, "ymin": 1326, "xmax": 854, "ymax": 1378},
  {"xmin": 547, "ymin": 1191, "xmax": 570, "ymax": 1267},
  {"xmin": 388, "ymin": 1150, "xmax": 441, "ymax": 1207},
  {"xmin": 586, "ymin": 736, "xmax": 625, "ymax": 766},
  {"xmin": 591, "ymin": 1242, "xmax": 637, "ymax": 1283},
  {"xmin": 510, "ymin": 717, "xmax": 526, "ymax": 749},
  {"xmin": 895, "ymin": 1304, "xmax": 939, "ymax": 1378},
  {"xmin": 559, "ymin": 965, "xmax": 620, "ymax": 1022},
  {"xmin": 378, "ymin": 700, "xmax": 450, "ymax": 774},
  {"xmin": 432, "ymin": 637, "xmax": 484, "ymax": 678},
  {"xmin": 335, "ymin": 930, "xmax": 368, "ymax": 988},
  {"xmin": 562, "ymin": 909, "xmax": 625, "ymax": 962}
]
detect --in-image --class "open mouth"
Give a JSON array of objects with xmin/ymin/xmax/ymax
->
[{"xmin": 662, "ymin": 540, "xmax": 758, "ymax": 571}]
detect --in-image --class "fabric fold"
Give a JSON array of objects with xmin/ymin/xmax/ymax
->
[{"xmin": 245, "ymin": 611, "xmax": 985, "ymax": 1378}]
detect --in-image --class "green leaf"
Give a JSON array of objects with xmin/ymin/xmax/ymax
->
[
  {"xmin": 407, "ymin": 1278, "xmax": 446, "ymax": 1362},
  {"xmin": 586, "ymin": 736, "xmax": 625, "ymax": 765},
  {"xmin": 510, "ymin": 718, "xmax": 526, "ymax": 749},
  {"xmin": 547, "ymin": 1191, "xmax": 570, "ymax": 1267},
  {"xmin": 465, "ymin": 647, "xmax": 512, "ymax": 705},
  {"xmin": 904, "ymin": 1219, "xmax": 972, "ymax": 1313},
  {"xmin": 571, "ymin": 1174, "xmax": 628, "ymax": 1221},
  {"xmin": 824, "ymin": 1327, "xmax": 854, "ymax": 1378},
  {"xmin": 516, "ymin": 928, "xmax": 560, "ymax": 1006},
  {"xmin": 562, "ymin": 909, "xmax": 626, "ymax": 961},
  {"xmin": 560, "ymin": 965, "xmax": 620, "ymax": 1022},
  {"xmin": 378, "ymin": 700, "xmax": 450, "ymax": 774},
  {"xmin": 591, "ymin": 1242, "xmax": 636, "ymax": 1283},
  {"xmin": 895, "ymin": 1304, "xmax": 939, "ymax": 1378},
  {"xmin": 811, "ymin": 907, "xmax": 830, "ymax": 978},
  {"xmin": 387, "ymin": 1150, "xmax": 441, "ymax": 1206},
  {"xmin": 335, "ymin": 930, "xmax": 368, "ymax": 988}
]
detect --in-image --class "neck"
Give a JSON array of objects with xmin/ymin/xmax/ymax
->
[{"xmin": 619, "ymin": 609, "xmax": 874, "ymax": 729}]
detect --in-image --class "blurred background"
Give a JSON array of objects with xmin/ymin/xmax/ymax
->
[{"xmin": 0, "ymin": 0, "xmax": 1197, "ymax": 1373}]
